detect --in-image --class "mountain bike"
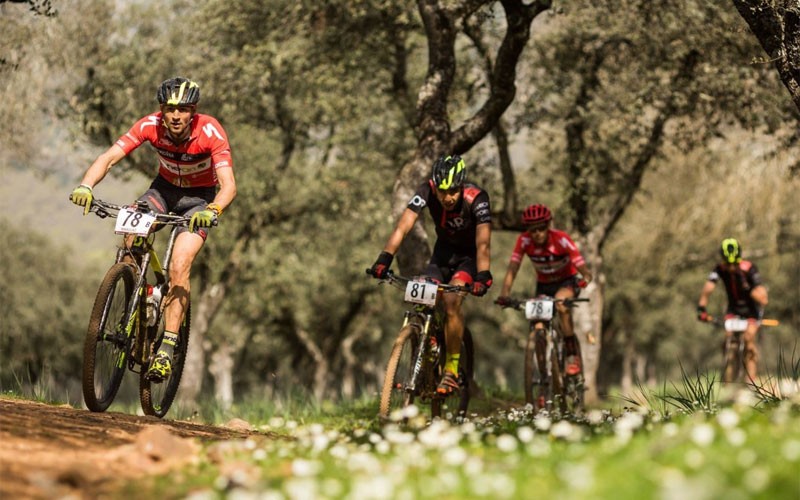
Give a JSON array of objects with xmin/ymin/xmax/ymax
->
[
  {"xmin": 370, "ymin": 271, "xmax": 474, "ymax": 421},
  {"xmin": 496, "ymin": 295, "xmax": 589, "ymax": 414},
  {"xmin": 75, "ymin": 197, "xmax": 194, "ymax": 418},
  {"xmin": 707, "ymin": 315, "xmax": 778, "ymax": 383}
]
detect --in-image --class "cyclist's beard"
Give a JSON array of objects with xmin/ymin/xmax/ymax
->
[{"xmin": 164, "ymin": 120, "xmax": 191, "ymax": 144}]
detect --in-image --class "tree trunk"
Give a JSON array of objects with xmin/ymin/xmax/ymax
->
[
  {"xmin": 209, "ymin": 343, "xmax": 234, "ymax": 411},
  {"xmin": 574, "ymin": 232, "xmax": 604, "ymax": 404}
]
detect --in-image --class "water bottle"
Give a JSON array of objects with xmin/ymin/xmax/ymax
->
[{"xmin": 145, "ymin": 284, "xmax": 162, "ymax": 327}]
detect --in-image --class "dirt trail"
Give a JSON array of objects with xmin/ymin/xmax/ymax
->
[{"xmin": 0, "ymin": 397, "xmax": 263, "ymax": 499}]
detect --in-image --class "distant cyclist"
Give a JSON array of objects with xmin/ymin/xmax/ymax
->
[
  {"xmin": 70, "ymin": 77, "xmax": 237, "ymax": 382},
  {"xmin": 697, "ymin": 237, "xmax": 768, "ymax": 380},
  {"xmin": 368, "ymin": 155, "xmax": 492, "ymax": 395},
  {"xmin": 496, "ymin": 204, "xmax": 592, "ymax": 377}
]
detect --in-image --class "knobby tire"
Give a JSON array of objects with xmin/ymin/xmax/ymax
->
[
  {"xmin": 139, "ymin": 303, "xmax": 191, "ymax": 418},
  {"xmin": 525, "ymin": 328, "xmax": 550, "ymax": 412},
  {"xmin": 379, "ymin": 324, "xmax": 420, "ymax": 419},
  {"xmin": 82, "ymin": 263, "xmax": 136, "ymax": 412}
]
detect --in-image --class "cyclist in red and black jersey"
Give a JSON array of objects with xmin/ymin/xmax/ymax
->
[
  {"xmin": 496, "ymin": 204, "xmax": 593, "ymax": 377},
  {"xmin": 697, "ymin": 238, "xmax": 768, "ymax": 380},
  {"xmin": 368, "ymin": 155, "xmax": 492, "ymax": 395},
  {"xmin": 70, "ymin": 77, "xmax": 237, "ymax": 382}
]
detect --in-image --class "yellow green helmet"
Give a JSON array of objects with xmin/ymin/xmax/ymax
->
[
  {"xmin": 432, "ymin": 155, "xmax": 466, "ymax": 190},
  {"xmin": 720, "ymin": 237, "xmax": 742, "ymax": 264}
]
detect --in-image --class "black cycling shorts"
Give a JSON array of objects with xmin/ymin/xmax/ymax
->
[{"xmin": 137, "ymin": 175, "xmax": 216, "ymax": 239}]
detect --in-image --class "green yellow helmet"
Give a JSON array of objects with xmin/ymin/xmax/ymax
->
[
  {"xmin": 432, "ymin": 155, "xmax": 467, "ymax": 191},
  {"xmin": 720, "ymin": 237, "xmax": 742, "ymax": 264}
]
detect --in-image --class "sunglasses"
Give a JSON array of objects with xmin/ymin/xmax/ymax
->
[{"xmin": 528, "ymin": 224, "xmax": 548, "ymax": 233}]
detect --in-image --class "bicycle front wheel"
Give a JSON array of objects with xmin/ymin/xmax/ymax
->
[
  {"xmin": 524, "ymin": 328, "xmax": 549, "ymax": 412},
  {"xmin": 82, "ymin": 263, "xmax": 136, "ymax": 412},
  {"xmin": 140, "ymin": 303, "xmax": 191, "ymax": 418},
  {"xmin": 379, "ymin": 324, "xmax": 420, "ymax": 419},
  {"xmin": 722, "ymin": 335, "xmax": 742, "ymax": 383}
]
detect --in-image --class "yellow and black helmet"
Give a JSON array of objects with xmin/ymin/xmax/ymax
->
[
  {"xmin": 432, "ymin": 155, "xmax": 466, "ymax": 191},
  {"xmin": 720, "ymin": 237, "xmax": 742, "ymax": 264},
  {"xmin": 156, "ymin": 77, "xmax": 200, "ymax": 106}
]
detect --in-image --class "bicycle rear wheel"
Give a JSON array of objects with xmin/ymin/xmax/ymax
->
[
  {"xmin": 139, "ymin": 302, "xmax": 191, "ymax": 418},
  {"xmin": 564, "ymin": 339, "xmax": 585, "ymax": 413},
  {"xmin": 551, "ymin": 342, "xmax": 566, "ymax": 413},
  {"xmin": 379, "ymin": 324, "xmax": 420, "ymax": 419},
  {"xmin": 82, "ymin": 263, "xmax": 136, "ymax": 412},
  {"xmin": 722, "ymin": 335, "xmax": 742, "ymax": 383},
  {"xmin": 432, "ymin": 327, "xmax": 473, "ymax": 420}
]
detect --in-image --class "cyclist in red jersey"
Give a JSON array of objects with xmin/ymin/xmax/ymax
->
[
  {"xmin": 496, "ymin": 204, "xmax": 593, "ymax": 376},
  {"xmin": 70, "ymin": 77, "xmax": 237, "ymax": 381},
  {"xmin": 697, "ymin": 237, "xmax": 768, "ymax": 380},
  {"xmin": 368, "ymin": 155, "xmax": 492, "ymax": 395}
]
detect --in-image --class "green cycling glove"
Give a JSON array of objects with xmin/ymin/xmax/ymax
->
[
  {"xmin": 71, "ymin": 185, "xmax": 93, "ymax": 216},
  {"xmin": 189, "ymin": 208, "xmax": 217, "ymax": 233}
]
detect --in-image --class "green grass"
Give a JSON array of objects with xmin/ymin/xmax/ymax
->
[{"xmin": 128, "ymin": 376, "xmax": 800, "ymax": 500}]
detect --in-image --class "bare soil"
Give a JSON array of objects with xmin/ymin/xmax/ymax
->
[{"xmin": 0, "ymin": 397, "xmax": 263, "ymax": 499}]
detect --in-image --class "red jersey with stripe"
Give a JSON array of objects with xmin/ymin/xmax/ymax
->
[
  {"xmin": 510, "ymin": 229, "xmax": 586, "ymax": 284},
  {"xmin": 115, "ymin": 112, "xmax": 233, "ymax": 188}
]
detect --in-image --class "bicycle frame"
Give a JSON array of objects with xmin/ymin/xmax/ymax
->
[
  {"xmin": 94, "ymin": 201, "xmax": 186, "ymax": 370},
  {"xmin": 390, "ymin": 276, "xmax": 462, "ymax": 396}
]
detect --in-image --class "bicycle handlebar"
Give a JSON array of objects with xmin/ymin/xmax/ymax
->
[
  {"xmin": 366, "ymin": 269, "xmax": 471, "ymax": 294},
  {"xmin": 71, "ymin": 196, "xmax": 215, "ymax": 226},
  {"xmin": 495, "ymin": 296, "xmax": 590, "ymax": 310}
]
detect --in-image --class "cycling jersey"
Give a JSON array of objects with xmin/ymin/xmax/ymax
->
[
  {"xmin": 115, "ymin": 112, "xmax": 233, "ymax": 188},
  {"xmin": 510, "ymin": 229, "xmax": 586, "ymax": 284},
  {"xmin": 406, "ymin": 180, "xmax": 491, "ymax": 251},
  {"xmin": 707, "ymin": 260, "xmax": 764, "ymax": 318}
]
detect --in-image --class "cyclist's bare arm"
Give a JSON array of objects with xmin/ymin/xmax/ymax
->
[
  {"xmin": 212, "ymin": 165, "xmax": 237, "ymax": 212},
  {"xmin": 698, "ymin": 280, "xmax": 716, "ymax": 309},
  {"xmin": 475, "ymin": 222, "xmax": 491, "ymax": 274},
  {"xmin": 751, "ymin": 284, "xmax": 768, "ymax": 307},
  {"xmin": 576, "ymin": 262, "xmax": 593, "ymax": 284},
  {"xmin": 499, "ymin": 259, "xmax": 521, "ymax": 297},
  {"xmin": 382, "ymin": 208, "xmax": 419, "ymax": 255},
  {"xmin": 80, "ymin": 144, "xmax": 127, "ymax": 188}
]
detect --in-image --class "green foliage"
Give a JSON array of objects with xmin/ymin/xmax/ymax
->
[{"xmin": 0, "ymin": 223, "xmax": 91, "ymax": 399}]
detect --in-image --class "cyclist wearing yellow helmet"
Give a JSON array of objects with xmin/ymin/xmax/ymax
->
[
  {"xmin": 369, "ymin": 155, "xmax": 492, "ymax": 395},
  {"xmin": 70, "ymin": 77, "xmax": 237, "ymax": 382},
  {"xmin": 697, "ymin": 237, "xmax": 768, "ymax": 380}
]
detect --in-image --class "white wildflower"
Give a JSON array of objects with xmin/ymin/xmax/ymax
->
[
  {"xmin": 586, "ymin": 409, "xmax": 604, "ymax": 425},
  {"xmin": 534, "ymin": 415, "xmax": 552, "ymax": 431},
  {"xmin": 690, "ymin": 423, "xmax": 715, "ymax": 447},
  {"xmin": 550, "ymin": 420, "xmax": 574, "ymax": 440},
  {"xmin": 716, "ymin": 408, "xmax": 739, "ymax": 429},
  {"xmin": 726, "ymin": 428, "xmax": 746, "ymax": 447},
  {"xmin": 291, "ymin": 459, "xmax": 321, "ymax": 477},
  {"xmin": 517, "ymin": 426, "xmax": 535, "ymax": 443},
  {"xmin": 443, "ymin": 445, "xmax": 468, "ymax": 465},
  {"xmin": 496, "ymin": 434, "xmax": 518, "ymax": 452}
]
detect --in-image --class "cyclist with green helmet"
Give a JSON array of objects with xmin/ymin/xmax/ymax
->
[
  {"xmin": 368, "ymin": 155, "xmax": 492, "ymax": 395},
  {"xmin": 70, "ymin": 77, "xmax": 237, "ymax": 382},
  {"xmin": 697, "ymin": 237, "xmax": 768, "ymax": 380}
]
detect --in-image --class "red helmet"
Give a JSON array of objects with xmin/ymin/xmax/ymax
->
[{"xmin": 522, "ymin": 204, "xmax": 552, "ymax": 225}]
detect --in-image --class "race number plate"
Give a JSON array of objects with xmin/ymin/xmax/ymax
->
[
  {"xmin": 114, "ymin": 208, "xmax": 156, "ymax": 236},
  {"xmin": 404, "ymin": 281, "xmax": 438, "ymax": 306},
  {"xmin": 525, "ymin": 299, "xmax": 554, "ymax": 321},
  {"xmin": 724, "ymin": 318, "xmax": 749, "ymax": 332}
]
